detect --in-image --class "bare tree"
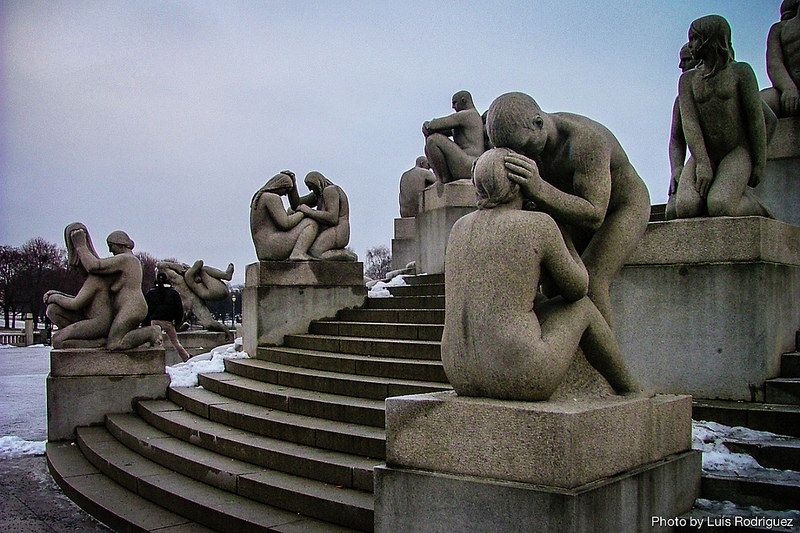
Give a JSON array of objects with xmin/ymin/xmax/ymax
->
[
  {"xmin": 136, "ymin": 251, "xmax": 159, "ymax": 293},
  {"xmin": 365, "ymin": 245, "xmax": 392, "ymax": 280},
  {"xmin": 0, "ymin": 246, "xmax": 23, "ymax": 328}
]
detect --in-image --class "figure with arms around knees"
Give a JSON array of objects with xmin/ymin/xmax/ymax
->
[
  {"xmin": 441, "ymin": 148, "xmax": 642, "ymax": 401},
  {"xmin": 144, "ymin": 271, "xmax": 190, "ymax": 361},
  {"xmin": 45, "ymin": 223, "xmax": 161, "ymax": 350},
  {"xmin": 251, "ymin": 171, "xmax": 319, "ymax": 261},
  {"xmin": 288, "ymin": 171, "xmax": 357, "ymax": 261},
  {"xmin": 763, "ymin": 0, "xmax": 800, "ymax": 117},
  {"xmin": 422, "ymin": 90, "xmax": 486, "ymax": 183},
  {"xmin": 675, "ymin": 15, "xmax": 775, "ymax": 219},
  {"xmin": 399, "ymin": 156, "xmax": 436, "ymax": 217},
  {"xmin": 487, "ymin": 92, "xmax": 650, "ymax": 325}
]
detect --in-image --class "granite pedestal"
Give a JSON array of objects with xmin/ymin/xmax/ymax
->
[
  {"xmin": 755, "ymin": 117, "xmax": 800, "ymax": 226},
  {"xmin": 391, "ymin": 217, "xmax": 417, "ymax": 271},
  {"xmin": 611, "ymin": 216, "xmax": 800, "ymax": 401},
  {"xmin": 416, "ymin": 180, "xmax": 476, "ymax": 274},
  {"xmin": 242, "ymin": 261, "xmax": 367, "ymax": 355},
  {"xmin": 47, "ymin": 347, "xmax": 168, "ymax": 441},
  {"xmin": 375, "ymin": 392, "xmax": 699, "ymax": 532}
]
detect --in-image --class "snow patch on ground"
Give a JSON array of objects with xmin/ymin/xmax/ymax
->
[
  {"xmin": 695, "ymin": 498, "xmax": 800, "ymax": 521},
  {"xmin": 0, "ymin": 436, "xmax": 46, "ymax": 458},
  {"xmin": 166, "ymin": 338, "xmax": 248, "ymax": 387},
  {"xmin": 692, "ymin": 420, "xmax": 764, "ymax": 472},
  {"xmin": 368, "ymin": 275, "xmax": 409, "ymax": 298}
]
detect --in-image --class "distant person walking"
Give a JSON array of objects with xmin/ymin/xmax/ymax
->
[{"xmin": 144, "ymin": 272, "xmax": 190, "ymax": 362}]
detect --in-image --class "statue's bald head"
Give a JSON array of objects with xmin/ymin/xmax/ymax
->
[
  {"xmin": 782, "ymin": 0, "xmax": 799, "ymax": 20},
  {"xmin": 416, "ymin": 156, "xmax": 429, "ymax": 169},
  {"xmin": 452, "ymin": 90, "xmax": 475, "ymax": 111},
  {"xmin": 486, "ymin": 92, "xmax": 545, "ymax": 153}
]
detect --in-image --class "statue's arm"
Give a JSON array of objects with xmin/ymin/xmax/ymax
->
[
  {"xmin": 767, "ymin": 24, "xmax": 796, "ymax": 95},
  {"xmin": 69, "ymin": 230, "xmax": 108, "ymax": 273},
  {"xmin": 541, "ymin": 217, "xmax": 589, "ymax": 302},
  {"xmin": 426, "ymin": 111, "xmax": 468, "ymax": 133},
  {"xmin": 286, "ymin": 175, "xmax": 316, "ymax": 209},
  {"xmin": 299, "ymin": 187, "xmax": 339, "ymax": 226},
  {"xmin": 264, "ymin": 194, "xmax": 304, "ymax": 230},
  {"xmin": 738, "ymin": 63, "xmax": 768, "ymax": 185},
  {"xmin": 48, "ymin": 282, "xmax": 96, "ymax": 310},
  {"xmin": 668, "ymin": 97, "xmax": 686, "ymax": 194}
]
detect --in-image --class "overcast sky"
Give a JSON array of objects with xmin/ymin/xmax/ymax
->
[{"xmin": 0, "ymin": 1, "xmax": 778, "ymax": 283}]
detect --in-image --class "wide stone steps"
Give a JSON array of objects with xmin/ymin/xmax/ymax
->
[
  {"xmin": 692, "ymin": 399, "xmax": 800, "ymax": 438},
  {"xmin": 309, "ymin": 320, "xmax": 443, "ymax": 341},
  {"xmin": 725, "ymin": 438, "xmax": 800, "ymax": 471},
  {"xmin": 765, "ymin": 378, "xmax": 800, "ymax": 404},
  {"xmin": 134, "ymin": 401, "xmax": 379, "ymax": 491},
  {"xmin": 197, "ymin": 372, "xmax": 387, "ymax": 427},
  {"xmin": 364, "ymin": 295, "xmax": 444, "ymax": 310},
  {"xmin": 227, "ymin": 357, "xmax": 450, "ymax": 399},
  {"xmin": 75, "ymin": 425, "xmax": 362, "ymax": 532},
  {"xmin": 167, "ymin": 386, "xmax": 386, "ymax": 459},
  {"xmin": 283, "ymin": 333, "xmax": 441, "ymax": 360},
  {"xmin": 781, "ymin": 352, "xmax": 800, "ymax": 377},
  {"xmin": 47, "ymin": 441, "xmax": 215, "ymax": 533},
  {"xmin": 254, "ymin": 345, "xmax": 448, "ymax": 382},
  {"xmin": 403, "ymin": 273, "xmax": 444, "ymax": 285},
  {"xmin": 335, "ymin": 308, "xmax": 444, "ymax": 324},
  {"xmin": 385, "ymin": 283, "xmax": 445, "ymax": 297},
  {"xmin": 701, "ymin": 471, "xmax": 800, "ymax": 513}
]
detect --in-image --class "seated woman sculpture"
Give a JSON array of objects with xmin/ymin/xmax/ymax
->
[
  {"xmin": 289, "ymin": 171, "xmax": 358, "ymax": 261},
  {"xmin": 250, "ymin": 171, "xmax": 319, "ymax": 261},
  {"xmin": 441, "ymin": 148, "xmax": 642, "ymax": 401},
  {"xmin": 45, "ymin": 223, "xmax": 161, "ymax": 350},
  {"xmin": 675, "ymin": 15, "xmax": 772, "ymax": 218}
]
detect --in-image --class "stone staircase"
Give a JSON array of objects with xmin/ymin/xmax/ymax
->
[
  {"xmin": 46, "ymin": 272, "xmax": 800, "ymax": 531},
  {"xmin": 47, "ymin": 273, "xmax": 450, "ymax": 532}
]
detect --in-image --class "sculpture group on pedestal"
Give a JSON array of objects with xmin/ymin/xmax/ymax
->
[
  {"xmin": 156, "ymin": 259, "xmax": 234, "ymax": 333},
  {"xmin": 250, "ymin": 170, "xmax": 357, "ymax": 262},
  {"xmin": 44, "ymin": 223, "xmax": 162, "ymax": 350},
  {"xmin": 763, "ymin": 0, "xmax": 800, "ymax": 117}
]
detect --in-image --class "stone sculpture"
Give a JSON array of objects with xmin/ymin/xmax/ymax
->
[
  {"xmin": 422, "ymin": 90, "xmax": 485, "ymax": 183},
  {"xmin": 251, "ymin": 171, "xmax": 320, "ymax": 261},
  {"xmin": 399, "ymin": 156, "xmax": 436, "ymax": 217},
  {"xmin": 666, "ymin": 43, "xmax": 701, "ymax": 220},
  {"xmin": 441, "ymin": 148, "xmax": 642, "ymax": 401},
  {"xmin": 288, "ymin": 171, "xmax": 358, "ymax": 261},
  {"xmin": 156, "ymin": 260, "xmax": 233, "ymax": 333},
  {"xmin": 487, "ymin": 92, "xmax": 650, "ymax": 324},
  {"xmin": 44, "ymin": 223, "xmax": 161, "ymax": 350},
  {"xmin": 674, "ymin": 15, "xmax": 774, "ymax": 219},
  {"xmin": 763, "ymin": 0, "xmax": 800, "ymax": 117}
]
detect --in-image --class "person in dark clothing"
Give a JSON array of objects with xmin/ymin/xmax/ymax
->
[{"xmin": 144, "ymin": 271, "xmax": 190, "ymax": 361}]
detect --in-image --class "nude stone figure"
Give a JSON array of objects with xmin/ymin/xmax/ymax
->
[
  {"xmin": 763, "ymin": 0, "xmax": 800, "ymax": 117},
  {"xmin": 44, "ymin": 223, "xmax": 161, "ymax": 350},
  {"xmin": 422, "ymin": 90, "xmax": 486, "ymax": 183},
  {"xmin": 441, "ymin": 148, "xmax": 642, "ymax": 401},
  {"xmin": 487, "ymin": 92, "xmax": 651, "ymax": 325},
  {"xmin": 675, "ymin": 15, "xmax": 773, "ymax": 219},
  {"xmin": 251, "ymin": 171, "xmax": 319, "ymax": 261},
  {"xmin": 288, "ymin": 171, "xmax": 357, "ymax": 261},
  {"xmin": 399, "ymin": 156, "xmax": 435, "ymax": 217},
  {"xmin": 156, "ymin": 259, "xmax": 234, "ymax": 333}
]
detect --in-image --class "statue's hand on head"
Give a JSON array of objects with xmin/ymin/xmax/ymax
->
[
  {"xmin": 504, "ymin": 153, "xmax": 543, "ymax": 198},
  {"xmin": 695, "ymin": 161, "xmax": 714, "ymax": 199},
  {"xmin": 782, "ymin": 87, "xmax": 800, "ymax": 116}
]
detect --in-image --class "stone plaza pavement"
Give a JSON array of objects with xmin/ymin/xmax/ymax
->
[{"xmin": 0, "ymin": 344, "xmax": 109, "ymax": 532}]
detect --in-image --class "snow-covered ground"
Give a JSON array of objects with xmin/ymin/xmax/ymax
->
[
  {"xmin": 367, "ymin": 274, "xmax": 409, "ymax": 298},
  {"xmin": 0, "ymin": 435, "xmax": 45, "ymax": 458},
  {"xmin": 166, "ymin": 338, "xmax": 249, "ymax": 387}
]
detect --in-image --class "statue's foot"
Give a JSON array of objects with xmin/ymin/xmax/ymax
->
[
  {"xmin": 150, "ymin": 325, "xmax": 164, "ymax": 347},
  {"xmin": 289, "ymin": 253, "xmax": 318, "ymax": 261},
  {"xmin": 226, "ymin": 263, "xmax": 235, "ymax": 276}
]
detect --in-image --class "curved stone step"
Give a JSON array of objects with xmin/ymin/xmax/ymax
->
[
  {"xmin": 255, "ymin": 346, "xmax": 447, "ymax": 382},
  {"xmin": 336, "ymin": 308, "xmax": 444, "ymax": 324},
  {"xmin": 132, "ymin": 403, "xmax": 379, "ymax": 491},
  {"xmin": 47, "ymin": 441, "xmax": 213, "ymax": 533},
  {"xmin": 725, "ymin": 438, "xmax": 800, "ymax": 472},
  {"xmin": 765, "ymin": 378, "xmax": 800, "ymax": 405},
  {"xmin": 365, "ymin": 295, "xmax": 444, "ymax": 310},
  {"xmin": 284, "ymin": 334, "xmax": 440, "ymax": 360},
  {"xmin": 198, "ymin": 372, "xmax": 386, "ymax": 427},
  {"xmin": 226, "ymin": 358, "xmax": 450, "ymax": 400},
  {"xmin": 74, "ymin": 426, "xmax": 357, "ymax": 532},
  {"xmin": 404, "ymin": 273, "xmax": 444, "ymax": 286},
  {"xmin": 167, "ymin": 386, "xmax": 385, "ymax": 458},
  {"xmin": 386, "ymin": 284, "xmax": 444, "ymax": 297},
  {"xmin": 701, "ymin": 470, "xmax": 800, "ymax": 512},
  {"xmin": 310, "ymin": 320, "xmax": 443, "ymax": 341},
  {"xmin": 102, "ymin": 415, "xmax": 374, "ymax": 530},
  {"xmin": 693, "ymin": 400, "xmax": 800, "ymax": 438}
]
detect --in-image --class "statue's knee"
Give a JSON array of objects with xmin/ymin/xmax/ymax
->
[
  {"xmin": 425, "ymin": 133, "xmax": 445, "ymax": 149},
  {"xmin": 706, "ymin": 195, "xmax": 734, "ymax": 217}
]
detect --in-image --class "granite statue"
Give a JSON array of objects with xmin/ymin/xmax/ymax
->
[
  {"xmin": 399, "ymin": 156, "xmax": 436, "ymax": 217},
  {"xmin": 251, "ymin": 171, "xmax": 320, "ymax": 261},
  {"xmin": 288, "ymin": 171, "xmax": 358, "ymax": 261},
  {"xmin": 487, "ymin": 92, "xmax": 650, "ymax": 325},
  {"xmin": 675, "ymin": 15, "xmax": 774, "ymax": 219},
  {"xmin": 422, "ymin": 90, "xmax": 485, "ymax": 183},
  {"xmin": 441, "ymin": 148, "xmax": 642, "ymax": 401},
  {"xmin": 44, "ymin": 223, "xmax": 162, "ymax": 350},
  {"xmin": 156, "ymin": 260, "xmax": 233, "ymax": 333},
  {"xmin": 763, "ymin": 0, "xmax": 800, "ymax": 117}
]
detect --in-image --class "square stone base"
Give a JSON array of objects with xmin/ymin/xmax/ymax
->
[
  {"xmin": 416, "ymin": 181, "xmax": 476, "ymax": 274},
  {"xmin": 612, "ymin": 216, "xmax": 800, "ymax": 400},
  {"xmin": 50, "ymin": 347, "xmax": 165, "ymax": 377},
  {"xmin": 242, "ymin": 261, "xmax": 366, "ymax": 354},
  {"xmin": 386, "ymin": 392, "xmax": 691, "ymax": 489},
  {"xmin": 47, "ymin": 373, "xmax": 169, "ymax": 441},
  {"xmin": 374, "ymin": 451, "xmax": 700, "ymax": 533}
]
